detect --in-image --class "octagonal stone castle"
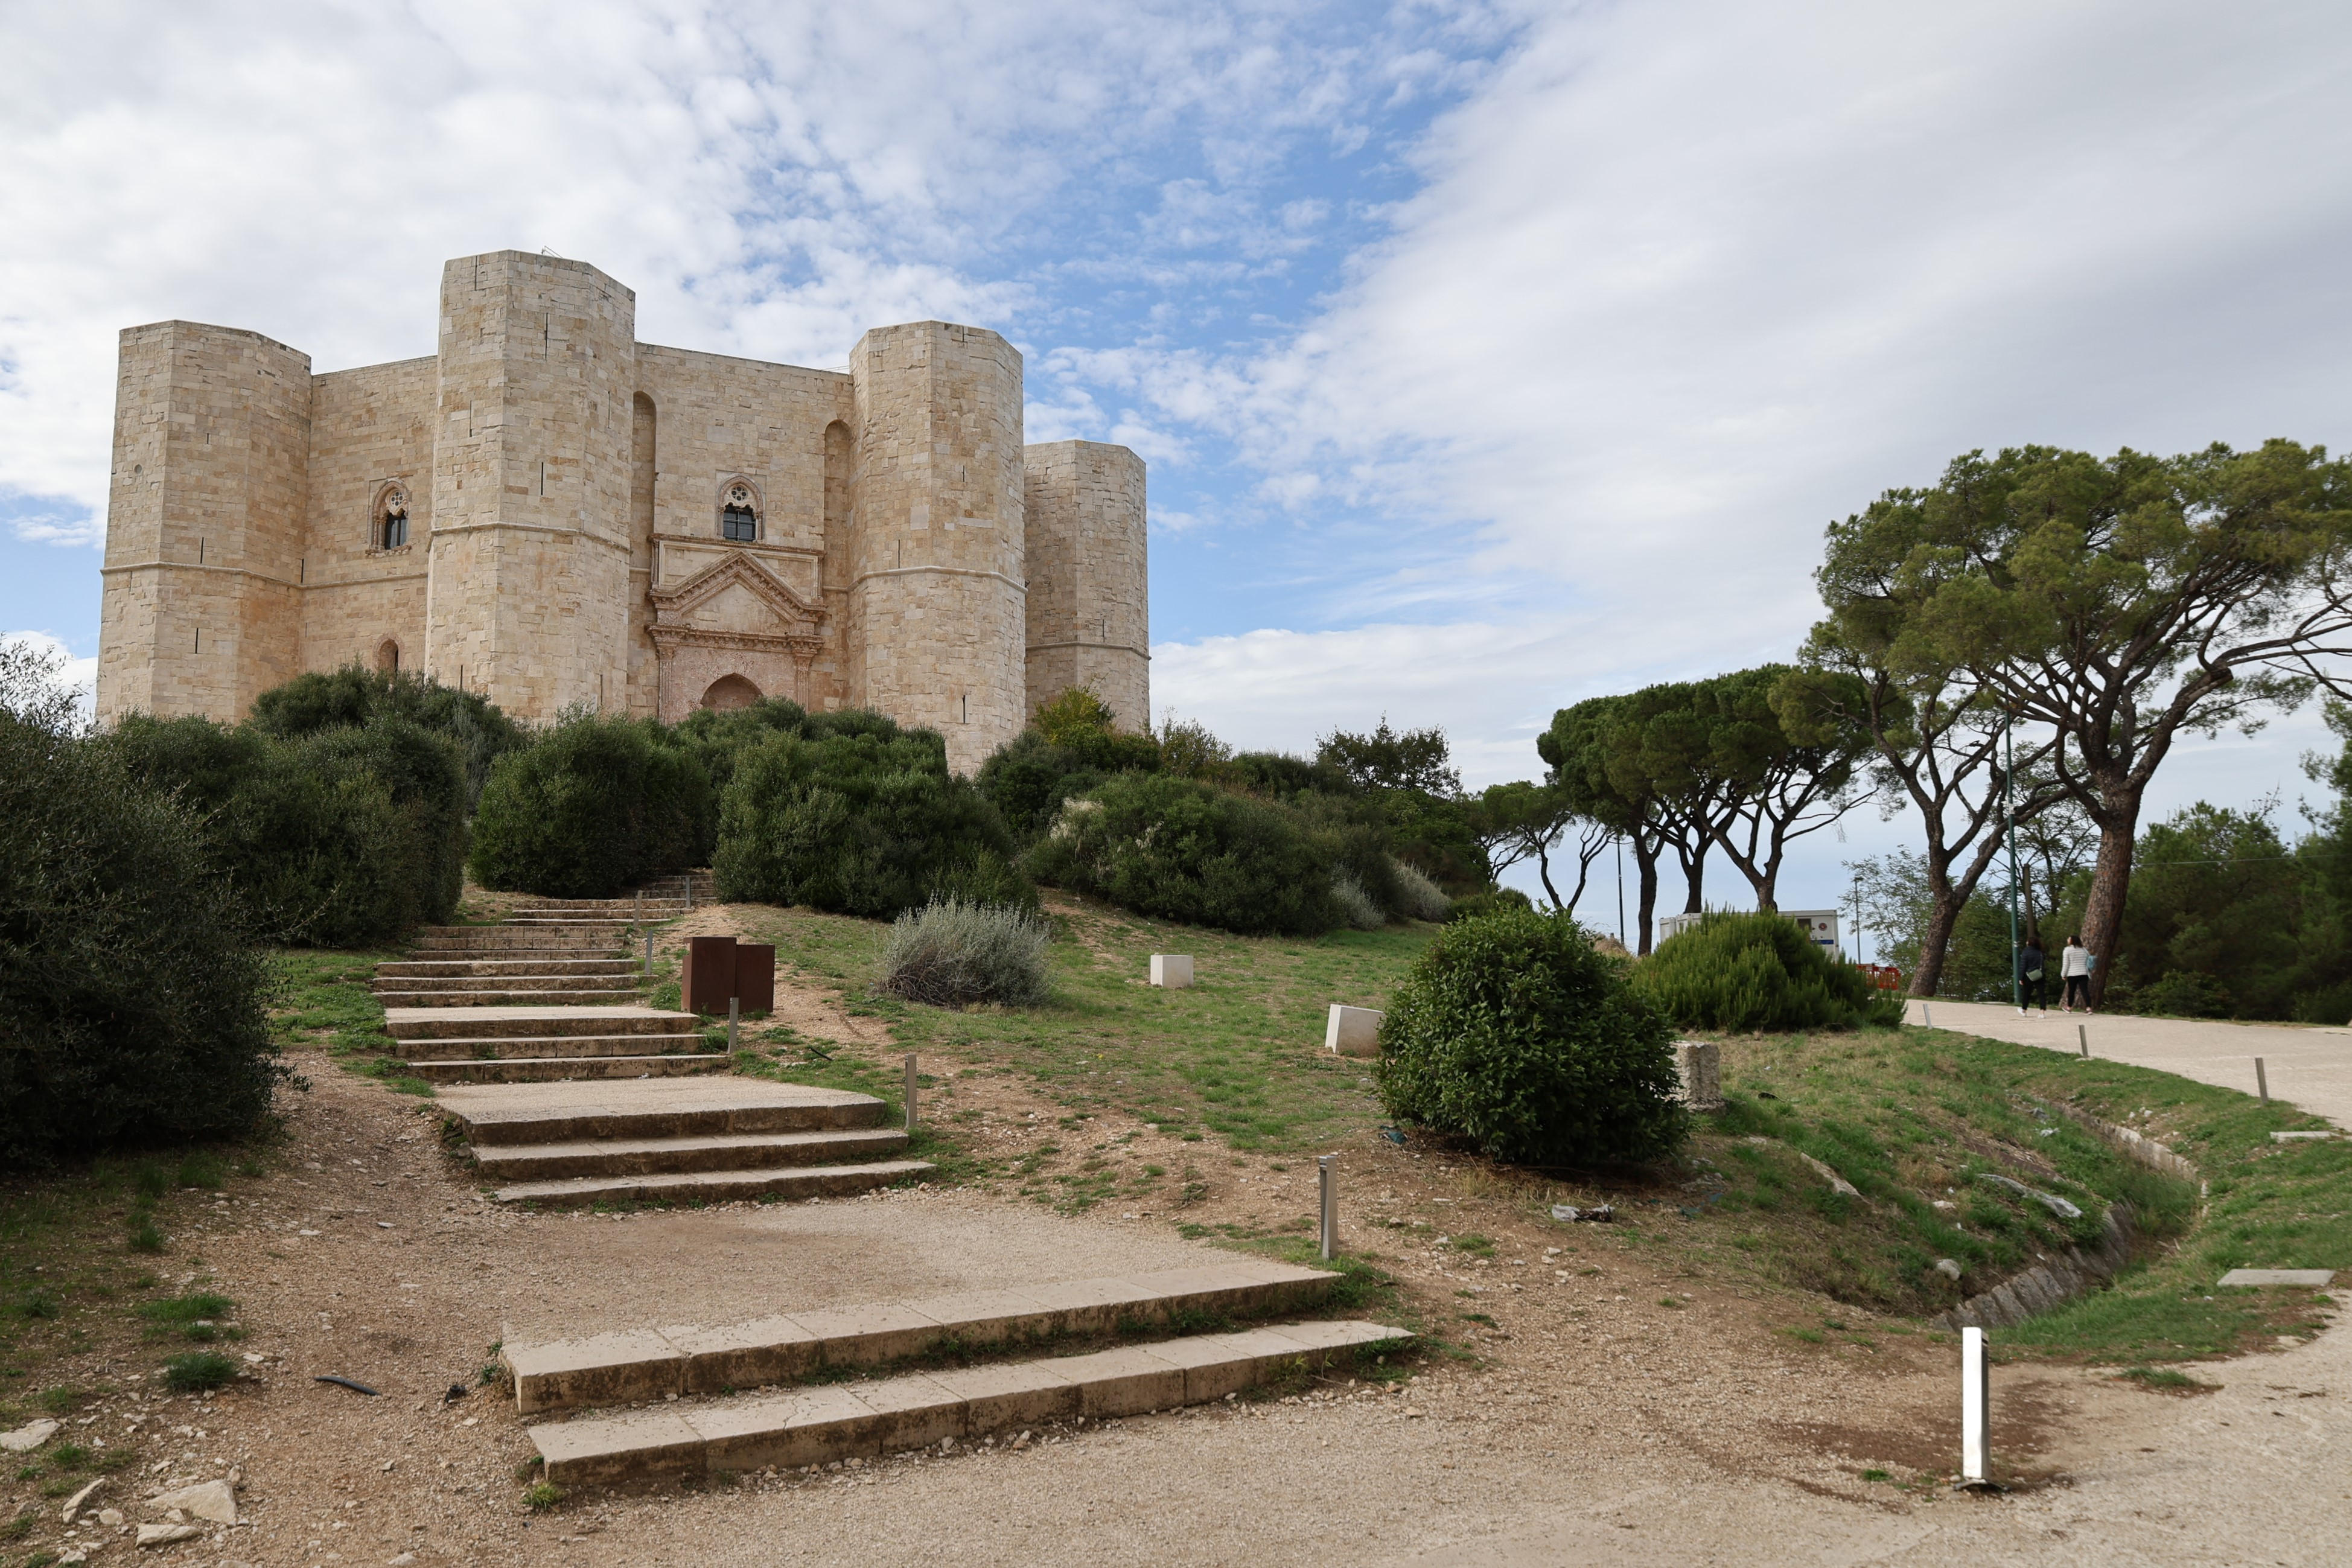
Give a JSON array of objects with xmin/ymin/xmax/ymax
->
[{"xmin": 95, "ymin": 249, "xmax": 1148, "ymax": 773}]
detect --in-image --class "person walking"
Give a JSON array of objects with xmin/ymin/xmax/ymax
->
[
  {"xmin": 2017, "ymin": 934, "xmax": 2048, "ymax": 1016},
  {"xmin": 2061, "ymin": 934, "xmax": 2094, "ymax": 1013}
]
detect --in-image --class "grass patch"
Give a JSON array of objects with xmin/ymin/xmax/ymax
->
[
  {"xmin": 269, "ymin": 947, "xmax": 422, "ymax": 1095},
  {"xmin": 733, "ymin": 897, "xmax": 1432, "ymax": 1154},
  {"xmin": 2115, "ymin": 1365, "xmax": 2211, "ymax": 1392},
  {"xmin": 160, "ymin": 1352, "xmax": 237, "ymax": 1393},
  {"xmin": 521, "ymin": 1482, "xmax": 564, "ymax": 1510}
]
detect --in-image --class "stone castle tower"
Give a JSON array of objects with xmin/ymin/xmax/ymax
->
[{"xmin": 95, "ymin": 250, "xmax": 1149, "ymax": 774}]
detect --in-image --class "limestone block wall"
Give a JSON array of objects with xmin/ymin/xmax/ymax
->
[
  {"xmin": 847, "ymin": 322, "xmax": 1027, "ymax": 775},
  {"xmin": 425, "ymin": 252, "xmax": 637, "ymax": 716},
  {"xmin": 1023, "ymin": 440, "xmax": 1149, "ymax": 732},
  {"xmin": 97, "ymin": 321, "xmax": 311, "ymax": 723},
  {"xmin": 633, "ymin": 346, "xmax": 853, "ymax": 716},
  {"xmin": 298, "ymin": 355, "xmax": 435, "ymax": 676}
]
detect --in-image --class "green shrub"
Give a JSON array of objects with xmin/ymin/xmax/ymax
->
[
  {"xmin": 1378, "ymin": 907, "xmax": 1683, "ymax": 1165},
  {"xmin": 977, "ymin": 730, "xmax": 1109, "ymax": 841},
  {"xmin": 713, "ymin": 718, "xmax": 1033, "ymax": 917},
  {"xmin": 469, "ymin": 715, "xmax": 712, "ymax": 899},
  {"xmin": 1025, "ymin": 773, "xmax": 1337, "ymax": 936},
  {"xmin": 1445, "ymin": 887, "xmax": 1532, "ymax": 922},
  {"xmin": 103, "ymin": 713, "xmax": 467, "ymax": 945},
  {"xmin": 1639, "ymin": 910, "xmax": 1905, "ymax": 1031},
  {"xmin": 877, "ymin": 899, "xmax": 1053, "ymax": 1008},
  {"xmin": 1, "ymin": 668, "xmax": 284, "ymax": 1168},
  {"xmin": 160, "ymin": 1352, "xmax": 237, "ymax": 1394},
  {"xmin": 2134, "ymin": 970, "xmax": 2232, "ymax": 1018},
  {"xmin": 248, "ymin": 664, "xmax": 524, "ymax": 809}
]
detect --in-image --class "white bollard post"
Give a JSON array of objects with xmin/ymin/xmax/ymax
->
[
  {"xmin": 2256, "ymin": 1057, "xmax": 2270, "ymax": 1103},
  {"xmin": 728, "ymin": 996, "xmax": 739, "ymax": 1053},
  {"xmin": 1923, "ymin": 1003, "xmax": 1933, "ymax": 1029},
  {"xmin": 1318, "ymin": 1155, "xmax": 1337, "ymax": 1262},
  {"xmin": 684, "ymin": 878, "xmax": 693, "ymax": 911},
  {"xmin": 1960, "ymin": 1326, "xmax": 1989, "ymax": 1487},
  {"xmin": 905, "ymin": 1053, "xmax": 919, "ymax": 1130},
  {"xmin": 643, "ymin": 931, "xmax": 654, "ymax": 978},
  {"xmin": 2078, "ymin": 1024, "xmax": 2089, "ymax": 1059}
]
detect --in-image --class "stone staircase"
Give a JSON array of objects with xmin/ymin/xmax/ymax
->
[
  {"xmin": 439, "ymin": 1078, "xmax": 930, "ymax": 1205},
  {"xmin": 508, "ymin": 1258, "xmax": 1410, "ymax": 1483},
  {"xmin": 381, "ymin": 879, "xmax": 931, "ymax": 1206}
]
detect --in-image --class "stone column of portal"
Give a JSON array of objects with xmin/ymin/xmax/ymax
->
[
  {"xmin": 424, "ymin": 251, "xmax": 636, "ymax": 722},
  {"xmin": 1022, "ymin": 440, "xmax": 1148, "ymax": 733},
  {"xmin": 846, "ymin": 322, "xmax": 1026, "ymax": 776}
]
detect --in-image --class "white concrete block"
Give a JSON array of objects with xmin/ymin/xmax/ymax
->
[
  {"xmin": 2217, "ymin": 1268, "xmax": 2336, "ymax": 1287},
  {"xmin": 1150, "ymin": 955, "xmax": 1193, "ymax": 989},
  {"xmin": 1325, "ymin": 1005, "xmax": 1383, "ymax": 1058}
]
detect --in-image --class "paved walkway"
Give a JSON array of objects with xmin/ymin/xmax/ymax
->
[{"xmin": 1908, "ymin": 997, "xmax": 2352, "ymax": 1126}]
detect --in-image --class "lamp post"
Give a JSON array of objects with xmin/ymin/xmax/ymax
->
[{"xmin": 2005, "ymin": 713, "xmax": 2022, "ymax": 1012}]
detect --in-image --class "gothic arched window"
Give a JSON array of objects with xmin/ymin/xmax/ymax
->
[
  {"xmin": 380, "ymin": 486, "xmax": 410, "ymax": 550},
  {"xmin": 721, "ymin": 482, "xmax": 759, "ymax": 543}
]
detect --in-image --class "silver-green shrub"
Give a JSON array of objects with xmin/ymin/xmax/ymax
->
[
  {"xmin": 878, "ymin": 898, "xmax": 1053, "ymax": 1009},
  {"xmin": 1390, "ymin": 858, "xmax": 1452, "ymax": 922},
  {"xmin": 1331, "ymin": 871, "xmax": 1386, "ymax": 929}
]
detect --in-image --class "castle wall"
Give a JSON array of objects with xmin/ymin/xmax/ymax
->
[
  {"xmin": 96, "ymin": 321, "xmax": 311, "ymax": 724},
  {"xmin": 1022, "ymin": 440, "xmax": 1150, "ymax": 733},
  {"xmin": 847, "ymin": 322, "xmax": 1027, "ymax": 775},
  {"xmin": 424, "ymin": 252, "xmax": 637, "ymax": 716},
  {"xmin": 633, "ymin": 345, "xmax": 854, "ymax": 715},
  {"xmin": 298, "ymin": 355, "xmax": 435, "ymax": 676}
]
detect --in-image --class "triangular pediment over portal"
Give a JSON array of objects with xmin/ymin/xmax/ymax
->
[{"xmin": 650, "ymin": 551, "xmax": 826, "ymax": 636}]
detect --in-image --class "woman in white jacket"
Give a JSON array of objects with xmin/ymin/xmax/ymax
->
[{"xmin": 2060, "ymin": 935, "xmax": 2094, "ymax": 1013}]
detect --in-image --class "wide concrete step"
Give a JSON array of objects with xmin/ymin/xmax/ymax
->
[
  {"xmin": 436, "ymin": 1079, "xmax": 888, "ymax": 1145},
  {"xmin": 514, "ymin": 902, "xmax": 690, "ymax": 914},
  {"xmin": 475, "ymin": 1126, "xmax": 911, "ymax": 1182},
  {"xmin": 416, "ymin": 925, "xmax": 625, "ymax": 942},
  {"xmin": 377, "ymin": 959, "xmax": 642, "ymax": 978},
  {"xmin": 372, "ymin": 972, "xmax": 639, "ymax": 995},
  {"xmin": 375, "ymin": 987, "xmax": 648, "ymax": 1009},
  {"xmin": 407, "ymin": 1054, "xmax": 731, "ymax": 1085},
  {"xmin": 402, "ymin": 1033, "xmax": 706, "ymax": 1063},
  {"xmin": 508, "ymin": 1260, "xmax": 1342, "ymax": 1413},
  {"xmin": 532, "ymin": 1321, "xmax": 1410, "ymax": 1484},
  {"xmin": 489, "ymin": 1158, "xmax": 933, "ymax": 1208},
  {"xmin": 386, "ymin": 1005, "xmax": 700, "ymax": 1041},
  {"xmin": 407, "ymin": 946, "xmax": 628, "ymax": 962},
  {"xmin": 506, "ymin": 917, "xmax": 642, "ymax": 928}
]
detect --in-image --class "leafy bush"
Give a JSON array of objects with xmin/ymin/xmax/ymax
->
[
  {"xmin": 1377, "ymin": 906, "xmax": 1684, "ymax": 1165},
  {"xmin": 1639, "ymin": 910, "xmax": 1905, "ymax": 1031},
  {"xmin": 1, "ymin": 657, "xmax": 283, "ymax": 1166},
  {"xmin": 1025, "ymin": 773, "xmax": 1337, "ymax": 936},
  {"xmin": 977, "ymin": 730, "xmax": 1108, "ymax": 842},
  {"xmin": 2134, "ymin": 970, "xmax": 2232, "ymax": 1018},
  {"xmin": 1446, "ymin": 887, "xmax": 1532, "ymax": 922},
  {"xmin": 469, "ymin": 715, "xmax": 711, "ymax": 899},
  {"xmin": 1389, "ymin": 859, "xmax": 1452, "ymax": 922},
  {"xmin": 248, "ymin": 664, "xmax": 524, "ymax": 809},
  {"xmin": 877, "ymin": 899, "xmax": 1053, "ymax": 1008},
  {"xmin": 1331, "ymin": 872, "xmax": 1386, "ymax": 930},
  {"xmin": 714, "ymin": 718, "xmax": 1034, "ymax": 917},
  {"xmin": 106, "ymin": 713, "xmax": 468, "ymax": 946}
]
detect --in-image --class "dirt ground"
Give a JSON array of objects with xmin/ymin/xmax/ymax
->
[{"xmin": 24, "ymin": 960, "xmax": 2352, "ymax": 1567}]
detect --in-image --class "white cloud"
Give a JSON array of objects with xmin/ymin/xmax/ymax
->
[{"xmin": 0, "ymin": 0, "xmax": 1456, "ymax": 537}]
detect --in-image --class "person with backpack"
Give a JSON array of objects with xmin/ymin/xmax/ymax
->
[
  {"xmin": 2017, "ymin": 934, "xmax": 2048, "ymax": 1016},
  {"xmin": 2061, "ymin": 934, "xmax": 2094, "ymax": 1013}
]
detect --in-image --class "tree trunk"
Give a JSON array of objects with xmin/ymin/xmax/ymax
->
[
  {"xmin": 1535, "ymin": 844, "xmax": 1563, "ymax": 911},
  {"xmin": 2079, "ymin": 809, "xmax": 2140, "ymax": 1007},
  {"xmin": 1636, "ymin": 838, "xmax": 1660, "ymax": 955},
  {"xmin": 1907, "ymin": 887, "xmax": 1965, "ymax": 997}
]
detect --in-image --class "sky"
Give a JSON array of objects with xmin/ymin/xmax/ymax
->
[{"xmin": 6, "ymin": 0, "xmax": 2352, "ymax": 934}]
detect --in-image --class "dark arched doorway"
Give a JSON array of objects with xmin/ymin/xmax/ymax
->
[{"xmin": 701, "ymin": 674, "xmax": 761, "ymax": 711}]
